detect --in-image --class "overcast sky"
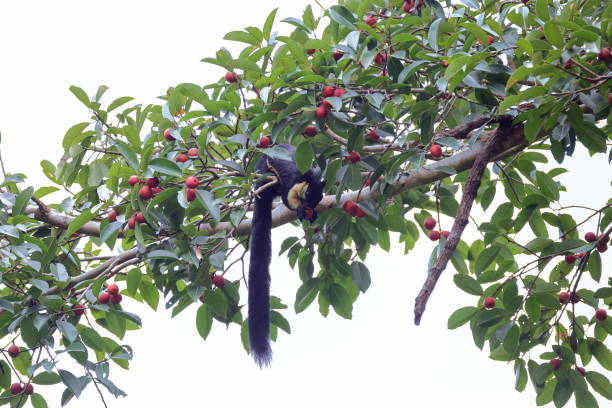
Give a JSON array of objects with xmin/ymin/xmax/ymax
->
[{"xmin": 0, "ymin": 1, "xmax": 609, "ymax": 407}]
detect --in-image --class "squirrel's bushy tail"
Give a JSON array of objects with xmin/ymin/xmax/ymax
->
[{"xmin": 248, "ymin": 194, "xmax": 273, "ymax": 367}]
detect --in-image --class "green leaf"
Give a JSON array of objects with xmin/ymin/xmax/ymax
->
[
  {"xmin": 32, "ymin": 372, "xmax": 61, "ymax": 385},
  {"xmin": 453, "ymin": 274, "xmax": 483, "ymax": 296},
  {"xmin": 115, "ymin": 141, "xmax": 139, "ymax": 171},
  {"xmin": 575, "ymin": 388, "xmax": 599, "ymax": 408},
  {"xmin": 536, "ymin": 171, "xmax": 560, "ymax": 201},
  {"xmin": 56, "ymin": 320, "xmax": 77, "ymax": 343},
  {"xmin": 195, "ymin": 189, "xmax": 220, "ymax": 222},
  {"xmin": 543, "ymin": 22, "xmax": 564, "ymax": 48},
  {"xmin": 140, "ymin": 280, "xmax": 159, "ymax": 310},
  {"xmin": 107, "ymin": 96, "xmax": 134, "ymax": 112},
  {"xmin": 585, "ymin": 371, "xmax": 612, "ymax": 400},
  {"xmin": 126, "ymin": 269, "xmax": 142, "ymax": 296},
  {"xmin": 590, "ymin": 341, "xmax": 612, "ymax": 370},
  {"xmin": 350, "ymin": 261, "xmax": 371, "ymax": 293},
  {"xmin": 58, "ymin": 369, "xmax": 83, "ymax": 398},
  {"xmin": 553, "ymin": 380, "xmax": 573, "ymax": 408},
  {"xmin": 31, "ymin": 394, "xmax": 49, "ymax": 408},
  {"xmin": 61, "ymin": 123, "xmax": 89, "ymax": 150},
  {"xmin": 66, "ymin": 209, "xmax": 95, "ymax": 236},
  {"xmin": 587, "ymin": 251, "xmax": 602, "ymax": 282},
  {"xmin": 328, "ymin": 5, "xmax": 356, "ymax": 30},
  {"xmin": 447, "ymin": 306, "xmax": 478, "ymax": 329},
  {"xmin": 295, "ymin": 142, "xmax": 314, "ymax": 174},
  {"xmin": 204, "ymin": 289, "xmax": 228, "ymax": 319},
  {"xmin": 223, "ymin": 30, "xmax": 260, "ymax": 46},
  {"xmin": 148, "ymin": 158, "xmax": 182, "ymax": 177},
  {"xmin": 295, "ymin": 279, "xmax": 319, "ymax": 313},
  {"xmin": 69, "ymin": 85, "xmax": 90, "ymax": 108},
  {"xmin": 474, "ymin": 245, "xmax": 501, "ymax": 275},
  {"xmin": 13, "ymin": 186, "xmax": 34, "ymax": 216},
  {"xmin": 196, "ymin": 304, "xmax": 213, "ymax": 340},
  {"xmin": 327, "ymin": 283, "xmax": 352, "ymax": 319},
  {"xmin": 270, "ymin": 310, "xmax": 291, "ymax": 334},
  {"xmin": 262, "ymin": 8, "xmax": 278, "ymax": 41}
]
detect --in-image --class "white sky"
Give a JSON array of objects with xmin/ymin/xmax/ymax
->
[{"xmin": 0, "ymin": 1, "xmax": 609, "ymax": 407}]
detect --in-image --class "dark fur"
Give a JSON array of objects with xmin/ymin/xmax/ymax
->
[{"xmin": 248, "ymin": 144, "xmax": 323, "ymax": 367}]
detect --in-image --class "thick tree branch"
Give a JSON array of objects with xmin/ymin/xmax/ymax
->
[{"xmin": 413, "ymin": 116, "xmax": 519, "ymax": 325}]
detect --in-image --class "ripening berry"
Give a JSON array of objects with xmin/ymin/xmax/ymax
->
[
  {"xmin": 342, "ymin": 200, "xmax": 358, "ymax": 216},
  {"xmin": 585, "ymin": 232, "xmax": 597, "ymax": 242},
  {"xmin": 597, "ymin": 47, "xmax": 611, "ymax": 61},
  {"xmin": 9, "ymin": 383, "xmax": 22, "ymax": 395},
  {"xmin": 596, "ymin": 308, "xmax": 607, "ymax": 321},
  {"xmin": 576, "ymin": 367, "xmax": 586, "ymax": 376},
  {"xmin": 322, "ymin": 86, "xmax": 335, "ymax": 98},
  {"xmin": 146, "ymin": 177, "xmax": 159, "ymax": 188},
  {"xmin": 367, "ymin": 129, "xmax": 379, "ymax": 141},
  {"xmin": 211, "ymin": 274, "xmax": 225, "ymax": 288},
  {"xmin": 107, "ymin": 208, "xmax": 118, "ymax": 222},
  {"xmin": 558, "ymin": 291, "xmax": 570, "ymax": 304},
  {"xmin": 424, "ymin": 217, "xmax": 436, "ymax": 230},
  {"xmin": 442, "ymin": 59, "xmax": 448, "ymax": 68},
  {"xmin": 186, "ymin": 188, "xmax": 196, "ymax": 202},
  {"xmin": 315, "ymin": 104, "xmax": 328, "ymax": 119},
  {"xmin": 564, "ymin": 60, "xmax": 572, "ymax": 70},
  {"xmin": 175, "ymin": 153, "xmax": 188, "ymax": 163},
  {"xmin": 403, "ymin": 1, "xmax": 413, "ymax": 13},
  {"xmin": 484, "ymin": 296, "xmax": 496, "ymax": 309},
  {"xmin": 72, "ymin": 304, "xmax": 85, "ymax": 316},
  {"xmin": 333, "ymin": 50, "xmax": 344, "ymax": 61},
  {"xmin": 578, "ymin": 252, "xmax": 586, "ymax": 258},
  {"xmin": 24, "ymin": 383, "xmax": 33, "ymax": 395},
  {"xmin": 442, "ymin": 230, "xmax": 450, "ymax": 239},
  {"xmin": 306, "ymin": 49, "xmax": 316, "ymax": 56},
  {"xmin": 347, "ymin": 151, "xmax": 361, "ymax": 163},
  {"xmin": 333, "ymin": 88, "xmax": 347, "ymax": 97},
  {"xmin": 565, "ymin": 254, "xmax": 576, "ymax": 264},
  {"xmin": 428, "ymin": 230, "xmax": 440, "ymax": 241},
  {"xmin": 354, "ymin": 207, "xmax": 366, "ymax": 218},
  {"xmin": 186, "ymin": 176, "xmax": 199, "ymax": 189},
  {"xmin": 550, "ymin": 358, "xmax": 561, "ymax": 370},
  {"xmin": 152, "ymin": 187, "xmax": 162, "ymax": 195},
  {"xmin": 136, "ymin": 212, "xmax": 146, "ymax": 224},
  {"xmin": 365, "ymin": 15, "xmax": 377, "ymax": 27},
  {"xmin": 600, "ymin": 234, "xmax": 610, "ymax": 243},
  {"xmin": 487, "ymin": 35, "xmax": 494, "ymax": 44},
  {"xmin": 107, "ymin": 284, "xmax": 119, "ymax": 295},
  {"xmin": 128, "ymin": 175, "xmax": 140, "ymax": 186},
  {"xmin": 164, "ymin": 128, "xmax": 175, "ymax": 141},
  {"xmin": 7, "ymin": 344, "xmax": 19, "ymax": 358},
  {"xmin": 304, "ymin": 125, "xmax": 317, "ymax": 137},
  {"xmin": 258, "ymin": 135, "xmax": 270, "ymax": 148},
  {"xmin": 188, "ymin": 148, "xmax": 199, "ymax": 157},
  {"xmin": 225, "ymin": 71, "xmax": 237, "ymax": 83},
  {"xmin": 374, "ymin": 53, "xmax": 385, "ymax": 65},
  {"xmin": 110, "ymin": 293, "xmax": 122, "ymax": 304},
  {"xmin": 139, "ymin": 185, "xmax": 153, "ymax": 200},
  {"xmin": 597, "ymin": 242, "xmax": 608, "ymax": 253},
  {"xmin": 430, "ymin": 144, "xmax": 442, "ymax": 158},
  {"xmin": 98, "ymin": 292, "xmax": 110, "ymax": 304},
  {"xmin": 127, "ymin": 217, "xmax": 136, "ymax": 230},
  {"xmin": 199, "ymin": 292, "xmax": 205, "ymax": 303}
]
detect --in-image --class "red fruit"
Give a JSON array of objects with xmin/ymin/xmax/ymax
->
[
  {"xmin": 186, "ymin": 188, "xmax": 196, "ymax": 202},
  {"xmin": 304, "ymin": 125, "xmax": 317, "ymax": 137},
  {"xmin": 128, "ymin": 175, "xmax": 140, "ymax": 186},
  {"xmin": 127, "ymin": 217, "xmax": 136, "ymax": 230},
  {"xmin": 322, "ymin": 85, "xmax": 335, "ymax": 98},
  {"xmin": 107, "ymin": 208, "xmax": 118, "ymax": 222},
  {"xmin": 347, "ymin": 151, "xmax": 361, "ymax": 163},
  {"xmin": 367, "ymin": 129, "xmax": 379, "ymax": 141},
  {"xmin": 199, "ymin": 292, "xmax": 205, "ymax": 303},
  {"xmin": 364, "ymin": 178, "xmax": 370, "ymax": 187},
  {"xmin": 564, "ymin": 60, "xmax": 572, "ymax": 70},
  {"xmin": 306, "ymin": 49, "xmax": 316, "ymax": 56},
  {"xmin": 98, "ymin": 292, "xmax": 110, "ymax": 304},
  {"xmin": 164, "ymin": 128, "xmax": 175, "ymax": 141},
  {"xmin": 9, "ymin": 383, "xmax": 22, "ymax": 395},
  {"xmin": 403, "ymin": 1, "xmax": 413, "ymax": 13},
  {"xmin": 578, "ymin": 252, "xmax": 586, "ymax": 258},
  {"xmin": 258, "ymin": 135, "xmax": 270, "ymax": 148},
  {"xmin": 315, "ymin": 104, "xmax": 328, "ymax": 119},
  {"xmin": 7, "ymin": 344, "xmax": 19, "ymax": 358},
  {"xmin": 596, "ymin": 308, "xmax": 607, "ymax": 321},
  {"xmin": 136, "ymin": 212, "xmax": 146, "ymax": 224},
  {"xmin": 354, "ymin": 207, "xmax": 366, "ymax": 218},
  {"xmin": 430, "ymin": 144, "xmax": 442, "ymax": 158},
  {"xmin": 565, "ymin": 254, "xmax": 576, "ymax": 264},
  {"xmin": 609, "ymin": 93, "xmax": 612, "ymax": 104},
  {"xmin": 333, "ymin": 88, "xmax": 347, "ymax": 97},
  {"xmin": 442, "ymin": 230, "xmax": 450, "ymax": 239},
  {"xmin": 188, "ymin": 148, "xmax": 199, "ymax": 157},
  {"xmin": 152, "ymin": 187, "xmax": 162, "ymax": 195},
  {"xmin": 365, "ymin": 15, "xmax": 377, "ymax": 27},
  {"xmin": 139, "ymin": 185, "xmax": 153, "ymax": 200},
  {"xmin": 487, "ymin": 35, "xmax": 494, "ymax": 44},
  {"xmin": 521, "ymin": 0, "xmax": 529, "ymax": 3},
  {"xmin": 550, "ymin": 358, "xmax": 561, "ymax": 371},
  {"xmin": 374, "ymin": 53, "xmax": 385, "ymax": 65},
  {"xmin": 570, "ymin": 293, "xmax": 581, "ymax": 304},
  {"xmin": 429, "ymin": 230, "xmax": 440, "ymax": 241},
  {"xmin": 72, "ymin": 304, "xmax": 85, "ymax": 316},
  {"xmin": 585, "ymin": 232, "xmax": 597, "ymax": 242},
  {"xmin": 211, "ymin": 274, "xmax": 225, "ymax": 288},
  {"xmin": 443, "ymin": 92, "xmax": 452, "ymax": 100},
  {"xmin": 597, "ymin": 48, "xmax": 611, "ymax": 61},
  {"xmin": 146, "ymin": 177, "xmax": 159, "ymax": 188},
  {"xmin": 24, "ymin": 383, "xmax": 33, "ymax": 395},
  {"xmin": 424, "ymin": 217, "xmax": 436, "ymax": 230},
  {"xmin": 186, "ymin": 176, "xmax": 199, "ymax": 189},
  {"xmin": 600, "ymin": 234, "xmax": 610, "ymax": 243},
  {"xmin": 597, "ymin": 242, "xmax": 608, "ymax": 253},
  {"xmin": 484, "ymin": 296, "xmax": 496, "ymax": 309},
  {"xmin": 342, "ymin": 200, "xmax": 358, "ymax": 216},
  {"xmin": 110, "ymin": 293, "xmax": 122, "ymax": 304},
  {"xmin": 303, "ymin": 208, "xmax": 314, "ymax": 220},
  {"xmin": 558, "ymin": 291, "xmax": 570, "ymax": 304},
  {"xmin": 333, "ymin": 50, "xmax": 344, "ymax": 61},
  {"xmin": 576, "ymin": 367, "xmax": 586, "ymax": 376},
  {"xmin": 442, "ymin": 59, "xmax": 448, "ymax": 68},
  {"xmin": 175, "ymin": 153, "xmax": 188, "ymax": 163},
  {"xmin": 107, "ymin": 284, "xmax": 119, "ymax": 295},
  {"xmin": 225, "ymin": 71, "xmax": 237, "ymax": 83}
]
